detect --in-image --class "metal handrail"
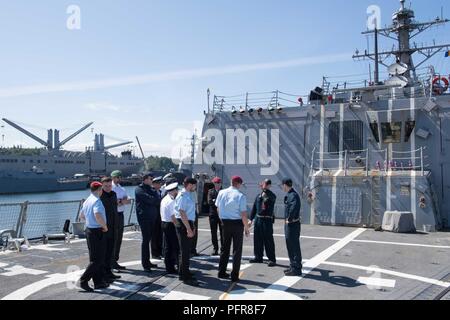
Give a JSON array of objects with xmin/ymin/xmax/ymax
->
[
  {"xmin": 310, "ymin": 147, "xmax": 427, "ymax": 177},
  {"xmin": 0, "ymin": 198, "xmax": 139, "ymax": 241}
]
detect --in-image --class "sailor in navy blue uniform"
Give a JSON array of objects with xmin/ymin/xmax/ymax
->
[
  {"xmin": 282, "ymin": 178, "xmax": 303, "ymax": 276},
  {"xmin": 249, "ymin": 179, "xmax": 277, "ymax": 267},
  {"xmin": 135, "ymin": 173, "xmax": 161, "ymax": 272}
]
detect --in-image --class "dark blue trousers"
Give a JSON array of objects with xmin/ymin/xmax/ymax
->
[
  {"xmin": 253, "ymin": 217, "xmax": 276, "ymax": 262},
  {"xmin": 285, "ymin": 222, "xmax": 302, "ymax": 272},
  {"xmin": 162, "ymin": 221, "xmax": 179, "ymax": 271},
  {"xmin": 137, "ymin": 215, "xmax": 155, "ymax": 269}
]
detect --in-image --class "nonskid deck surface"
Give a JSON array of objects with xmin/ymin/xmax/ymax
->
[{"xmin": 0, "ymin": 218, "xmax": 449, "ymax": 300}]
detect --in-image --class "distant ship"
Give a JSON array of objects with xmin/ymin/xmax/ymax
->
[
  {"xmin": 192, "ymin": 0, "xmax": 450, "ymax": 232},
  {"xmin": 0, "ymin": 119, "xmax": 144, "ymax": 194}
]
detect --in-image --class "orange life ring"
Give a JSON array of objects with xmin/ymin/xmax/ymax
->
[{"xmin": 432, "ymin": 76, "xmax": 449, "ymax": 95}]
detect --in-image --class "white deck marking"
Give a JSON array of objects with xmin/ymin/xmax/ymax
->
[
  {"xmin": 198, "ymin": 229, "xmax": 341, "ymax": 241},
  {"xmin": 352, "ymin": 239, "xmax": 450, "ymax": 249},
  {"xmin": 225, "ymin": 228, "xmax": 366, "ymax": 300},
  {"xmin": 29, "ymin": 245, "xmax": 69, "ymax": 252},
  {"xmin": 323, "ymin": 261, "xmax": 450, "ymax": 288},
  {"xmin": 2, "ymin": 273, "xmax": 77, "ymax": 300},
  {"xmin": 0, "ymin": 265, "xmax": 48, "ymax": 277},
  {"xmin": 162, "ymin": 291, "xmax": 210, "ymax": 300},
  {"xmin": 0, "ymin": 263, "xmax": 8, "ymax": 268},
  {"xmin": 199, "ymin": 228, "xmax": 450, "ymax": 249},
  {"xmin": 100, "ymin": 282, "xmax": 142, "ymax": 294},
  {"xmin": 269, "ymin": 228, "xmax": 366, "ymax": 289},
  {"xmin": 357, "ymin": 276, "xmax": 396, "ymax": 288},
  {"xmin": 2, "ymin": 250, "xmax": 450, "ymax": 300},
  {"xmin": 221, "ymin": 288, "xmax": 302, "ymax": 300},
  {"xmin": 220, "ymin": 256, "xmax": 450, "ymax": 289},
  {"xmin": 210, "ymin": 263, "xmax": 252, "ymax": 271},
  {"xmin": 1, "ymin": 261, "xmax": 140, "ymax": 300}
]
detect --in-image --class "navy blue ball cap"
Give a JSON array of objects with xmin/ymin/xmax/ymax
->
[{"xmin": 282, "ymin": 178, "xmax": 293, "ymax": 187}]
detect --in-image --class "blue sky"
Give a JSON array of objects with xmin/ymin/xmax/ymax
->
[{"xmin": 0, "ymin": 0, "xmax": 448, "ymax": 158}]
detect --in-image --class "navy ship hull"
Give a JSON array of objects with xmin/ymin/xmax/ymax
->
[{"xmin": 0, "ymin": 172, "xmax": 90, "ymax": 194}]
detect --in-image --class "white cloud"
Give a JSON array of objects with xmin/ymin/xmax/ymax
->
[
  {"xmin": 0, "ymin": 53, "xmax": 351, "ymax": 98},
  {"xmin": 84, "ymin": 102, "xmax": 123, "ymax": 112}
]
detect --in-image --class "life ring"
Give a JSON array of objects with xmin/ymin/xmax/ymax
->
[{"xmin": 432, "ymin": 76, "xmax": 449, "ymax": 95}]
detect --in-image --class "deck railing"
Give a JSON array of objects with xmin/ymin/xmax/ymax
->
[
  {"xmin": 310, "ymin": 147, "xmax": 427, "ymax": 177},
  {"xmin": 0, "ymin": 199, "xmax": 138, "ymax": 240}
]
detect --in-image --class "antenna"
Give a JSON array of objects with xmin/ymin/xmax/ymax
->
[
  {"xmin": 207, "ymin": 88, "xmax": 211, "ymax": 114},
  {"xmin": 374, "ymin": 28, "xmax": 380, "ymax": 84},
  {"xmin": 353, "ymin": 0, "xmax": 450, "ymax": 81}
]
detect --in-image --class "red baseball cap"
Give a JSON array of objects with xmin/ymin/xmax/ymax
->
[
  {"xmin": 231, "ymin": 176, "xmax": 243, "ymax": 184},
  {"xmin": 212, "ymin": 177, "xmax": 222, "ymax": 184},
  {"xmin": 90, "ymin": 181, "xmax": 102, "ymax": 188}
]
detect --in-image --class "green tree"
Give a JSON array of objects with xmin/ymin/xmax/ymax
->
[{"xmin": 145, "ymin": 156, "xmax": 177, "ymax": 171}]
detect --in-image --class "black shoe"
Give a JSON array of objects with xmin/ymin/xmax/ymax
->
[
  {"xmin": 249, "ymin": 258, "xmax": 263, "ymax": 264},
  {"xmin": 267, "ymin": 261, "xmax": 276, "ymax": 267},
  {"xmin": 113, "ymin": 263, "xmax": 126, "ymax": 270},
  {"xmin": 79, "ymin": 281, "xmax": 94, "ymax": 292},
  {"xmin": 190, "ymin": 251, "xmax": 200, "ymax": 257},
  {"xmin": 166, "ymin": 268, "xmax": 178, "ymax": 274},
  {"xmin": 106, "ymin": 273, "xmax": 121, "ymax": 280},
  {"xmin": 284, "ymin": 270, "xmax": 302, "ymax": 277},
  {"xmin": 104, "ymin": 277, "xmax": 115, "ymax": 284},
  {"xmin": 183, "ymin": 278, "xmax": 199, "ymax": 287},
  {"xmin": 231, "ymin": 277, "xmax": 239, "ymax": 283},
  {"xmin": 218, "ymin": 272, "xmax": 230, "ymax": 279},
  {"xmin": 211, "ymin": 250, "xmax": 219, "ymax": 256},
  {"xmin": 94, "ymin": 282, "xmax": 110, "ymax": 290}
]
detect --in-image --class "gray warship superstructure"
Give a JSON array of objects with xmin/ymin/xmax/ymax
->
[
  {"xmin": 0, "ymin": 119, "xmax": 144, "ymax": 194},
  {"xmin": 192, "ymin": 0, "xmax": 450, "ymax": 231}
]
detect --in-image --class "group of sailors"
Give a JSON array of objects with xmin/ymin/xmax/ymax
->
[{"xmin": 77, "ymin": 171, "xmax": 302, "ymax": 291}]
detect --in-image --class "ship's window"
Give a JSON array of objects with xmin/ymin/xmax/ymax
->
[
  {"xmin": 381, "ymin": 122, "xmax": 402, "ymax": 143},
  {"xmin": 369, "ymin": 121, "xmax": 380, "ymax": 143},
  {"xmin": 328, "ymin": 122, "xmax": 340, "ymax": 153},
  {"xmin": 404, "ymin": 120, "xmax": 416, "ymax": 142},
  {"xmin": 328, "ymin": 120, "xmax": 364, "ymax": 153}
]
